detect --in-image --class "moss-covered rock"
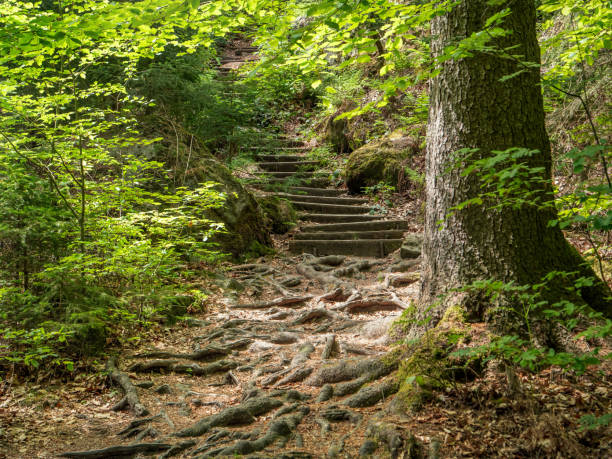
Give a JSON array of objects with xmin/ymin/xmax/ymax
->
[
  {"xmin": 324, "ymin": 112, "xmax": 351, "ymax": 154},
  {"xmin": 184, "ymin": 153, "xmax": 271, "ymax": 256},
  {"xmin": 258, "ymin": 196, "xmax": 298, "ymax": 234},
  {"xmin": 343, "ymin": 131, "xmax": 418, "ymax": 194}
]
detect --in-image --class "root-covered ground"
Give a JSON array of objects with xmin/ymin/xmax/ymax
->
[{"xmin": 1, "ymin": 244, "xmax": 610, "ymax": 458}]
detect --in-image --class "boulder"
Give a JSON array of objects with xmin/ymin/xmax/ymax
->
[
  {"xmin": 258, "ymin": 196, "xmax": 297, "ymax": 234},
  {"xmin": 184, "ymin": 154, "xmax": 271, "ymax": 256},
  {"xmin": 343, "ymin": 131, "xmax": 418, "ymax": 194},
  {"xmin": 323, "ymin": 113, "xmax": 351, "ymax": 154},
  {"xmin": 400, "ymin": 233, "xmax": 423, "ymax": 260}
]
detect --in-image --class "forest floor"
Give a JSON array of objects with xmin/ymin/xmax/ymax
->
[{"xmin": 1, "ymin": 222, "xmax": 611, "ymax": 458}]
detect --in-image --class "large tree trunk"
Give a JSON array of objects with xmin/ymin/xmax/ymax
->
[{"xmin": 419, "ymin": 0, "xmax": 611, "ymax": 328}]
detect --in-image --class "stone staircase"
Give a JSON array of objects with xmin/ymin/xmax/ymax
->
[
  {"xmin": 250, "ymin": 151, "xmax": 409, "ymax": 258},
  {"xmin": 215, "ymin": 39, "xmax": 410, "ymax": 258}
]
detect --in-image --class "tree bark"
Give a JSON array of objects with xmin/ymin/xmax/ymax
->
[{"xmin": 419, "ymin": 0, "xmax": 611, "ymax": 329}]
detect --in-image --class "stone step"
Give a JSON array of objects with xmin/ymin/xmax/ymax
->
[
  {"xmin": 286, "ymin": 186, "xmax": 345, "ymax": 197},
  {"xmin": 230, "ymin": 47, "xmax": 259, "ymax": 53},
  {"xmin": 255, "ymin": 154, "xmax": 305, "ymax": 162},
  {"xmin": 250, "ymin": 177, "xmax": 331, "ymax": 188},
  {"xmin": 300, "ymin": 220, "xmax": 409, "ymax": 232},
  {"xmin": 274, "ymin": 138, "xmax": 307, "ymax": 147},
  {"xmin": 291, "ymin": 201, "xmax": 372, "ymax": 215},
  {"xmin": 255, "ymin": 171, "xmax": 315, "ymax": 179},
  {"xmin": 299, "ymin": 214, "xmax": 383, "ymax": 223},
  {"xmin": 277, "ymin": 193, "xmax": 368, "ymax": 205},
  {"xmin": 288, "ymin": 239, "xmax": 403, "ymax": 258},
  {"xmin": 294, "ymin": 230, "xmax": 406, "ymax": 240},
  {"xmin": 245, "ymin": 145, "xmax": 311, "ymax": 151},
  {"xmin": 258, "ymin": 161, "xmax": 318, "ymax": 172}
]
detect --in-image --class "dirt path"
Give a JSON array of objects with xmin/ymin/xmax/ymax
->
[
  {"xmin": 3, "ymin": 248, "xmax": 424, "ymax": 458},
  {"xmin": 5, "ymin": 238, "xmax": 611, "ymax": 459}
]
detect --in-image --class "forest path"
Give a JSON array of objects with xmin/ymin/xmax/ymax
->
[{"xmin": 45, "ymin": 247, "xmax": 422, "ymax": 458}]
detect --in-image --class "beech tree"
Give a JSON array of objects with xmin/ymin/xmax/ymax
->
[{"xmin": 419, "ymin": 0, "xmax": 611, "ymax": 326}]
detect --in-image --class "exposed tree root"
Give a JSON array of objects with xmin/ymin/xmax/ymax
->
[
  {"xmin": 328, "ymin": 413, "xmax": 365, "ymax": 458},
  {"xmin": 384, "ymin": 272, "xmax": 420, "ymax": 288},
  {"xmin": 268, "ymin": 310, "xmax": 294, "ymax": 320},
  {"xmin": 291, "ymin": 343, "xmax": 315, "ymax": 366},
  {"xmin": 342, "ymin": 344, "xmax": 375, "ymax": 356},
  {"xmin": 273, "ymin": 402, "xmax": 300, "ymax": 419},
  {"xmin": 279, "ymin": 276, "xmax": 303, "ymax": 287},
  {"xmin": 330, "ymin": 362, "xmax": 397, "ymax": 398},
  {"xmin": 316, "ymin": 288, "xmax": 351, "ymax": 302},
  {"xmin": 128, "ymin": 359, "xmax": 238, "ymax": 376},
  {"xmin": 291, "ymin": 308, "xmax": 338, "ymax": 325},
  {"xmin": 257, "ymin": 275, "xmax": 294, "ymax": 296},
  {"xmin": 134, "ymin": 381, "xmax": 154, "ymax": 389},
  {"xmin": 332, "ymin": 260, "xmax": 383, "ymax": 277},
  {"xmin": 321, "ymin": 334, "xmax": 337, "ymax": 360},
  {"xmin": 261, "ymin": 343, "xmax": 314, "ymax": 387},
  {"xmin": 317, "ymin": 385, "xmax": 334, "ymax": 402},
  {"xmin": 344, "ymin": 378, "xmax": 399, "ymax": 407},
  {"xmin": 158, "ymin": 440, "xmax": 197, "ymax": 458},
  {"xmin": 261, "ymin": 368, "xmax": 291, "ymax": 386},
  {"xmin": 229, "ymin": 264, "xmax": 275, "ymax": 274},
  {"xmin": 135, "ymin": 339, "xmax": 252, "ymax": 361},
  {"xmin": 361, "ymin": 422, "xmax": 422, "ymax": 459},
  {"xmin": 332, "ymin": 293, "xmax": 408, "ymax": 312},
  {"xmin": 269, "ymin": 332, "xmax": 300, "ymax": 344},
  {"xmin": 111, "ymin": 397, "xmax": 129, "ymax": 412},
  {"xmin": 275, "ymin": 366, "xmax": 313, "ymax": 386},
  {"xmin": 105, "ymin": 357, "xmax": 149, "ymax": 417},
  {"xmin": 297, "ymin": 263, "xmax": 339, "ymax": 286},
  {"xmin": 175, "ymin": 397, "xmax": 283, "ymax": 437},
  {"xmin": 117, "ymin": 414, "xmax": 161, "ymax": 438},
  {"xmin": 232, "ymin": 295, "xmax": 313, "ymax": 309},
  {"xmin": 320, "ymin": 407, "xmax": 361, "ymax": 423},
  {"xmin": 311, "ymin": 255, "xmax": 346, "ymax": 266},
  {"xmin": 389, "ymin": 258, "xmax": 421, "ymax": 273},
  {"xmin": 59, "ymin": 442, "xmax": 171, "ymax": 458},
  {"xmin": 328, "ymin": 319, "xmax": 364, "ymax": 333},
  {"xmin": 201, "ymin": 407, "xmax": 310, "ymax": 457},
  {"xmin": 315, "ymin": 417, "xmax": 331, "ymax": 435},
  {"xmin": 306, "ymin": 357, "xmax": 397, "ymax": 387}
]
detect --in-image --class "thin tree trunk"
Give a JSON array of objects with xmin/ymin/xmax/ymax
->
[
  {"xmin": 418, "ymin": 0, "xmax": 611, "ymax": 331},
  {"xmin": 22, "ymin": 243, "xmax": 28, "ymax": 291}
]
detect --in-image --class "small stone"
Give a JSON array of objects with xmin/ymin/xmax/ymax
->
[
  {"xmin": 400, "ymin": 234, "xmax": 423, "ymax": 259},
  {"xmin": 359, "ymin": 440, "xmax": 378, "ymax": 457},
  {"xmin": 400, "ymin": 246, "xmax": 421, "ymax": 259},
  {"xmin": 154, "ymin": 384, "xmax": 171, "ymax": 394},
  {"xmin": 389, "ymin": 259, "xmax": 420, "ymax": 272},
  {"xmin": 270, "ymin": 332, "xmax": 299, "ymax": 344},
  {"xmin": 135, "ymin": 381, "xmax": 154, "ymax": 389}
]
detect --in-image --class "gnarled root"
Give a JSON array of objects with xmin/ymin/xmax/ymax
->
[{"xmin": 106, "ymin": 357, "xmax": 149, "ymax": 417}]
